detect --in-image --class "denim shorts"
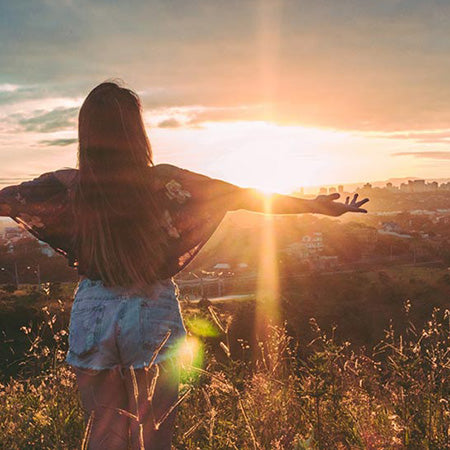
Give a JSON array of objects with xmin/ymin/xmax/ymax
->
[{"xmin": 66, "ymin": 278, "xmax": 186, "ymax": 370}]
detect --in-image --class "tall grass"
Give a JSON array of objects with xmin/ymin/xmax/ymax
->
[{"xmin": 0, "ymin": 299, "xmax": 448, "ymax": 449}]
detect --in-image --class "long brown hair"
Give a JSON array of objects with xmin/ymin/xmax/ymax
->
[{"xmin": 73, "ymin": 81, "xmax": 167, "ymax": 288}]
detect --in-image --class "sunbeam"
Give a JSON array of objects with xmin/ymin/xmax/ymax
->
[
  {"xmin": 254, "ymin": 0, "xmax": 283, "ymax": 341},
  {"xmin": 255, "ymin": 194, "xmax": 280, "ymax": 342}
]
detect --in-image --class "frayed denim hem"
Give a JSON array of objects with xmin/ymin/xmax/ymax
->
[{"xmin": 66, "ymin": 351, "xmax": 179, "ymax": 372}]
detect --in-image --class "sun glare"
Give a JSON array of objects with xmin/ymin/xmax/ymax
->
[
  {"xmin": 195, "ymin": 121, "xmax": 348, "ymax": 194},
  {"xmin": 176, "ymin": 335, "xmax": 204, "ymax": 381}
]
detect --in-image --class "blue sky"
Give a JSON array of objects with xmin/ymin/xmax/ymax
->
[{"xmin": 1, "ymin": 0, "xmax": 450, "ymax": 191}]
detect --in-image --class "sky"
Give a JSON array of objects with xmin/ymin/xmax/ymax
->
[{"xmin": 1, "ymin": 0, "xmax": 450, "ymax": 193}]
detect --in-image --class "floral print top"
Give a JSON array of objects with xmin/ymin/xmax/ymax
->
[{"xmin": 0, "ymin": 164, "xmax": 245, "ymax": 279}]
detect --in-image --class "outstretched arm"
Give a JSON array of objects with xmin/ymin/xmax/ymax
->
[
  {"xmin": 0, "ymin": 202, "xmax": 12, "ymax": 216},
  {"xmin": 159, "ymin": 164, "xmax": 369, "ymax": 217},
  {"xmin": 0, "ymin": 170, "xmax": 72, "ymax": 219},
  {"xmin": 235, "ymin": 189, "xmax": 369, "ymax": 217},
  {"xmin": 0, "ymin": 184, "xmax": 15, "ymax": 216}
]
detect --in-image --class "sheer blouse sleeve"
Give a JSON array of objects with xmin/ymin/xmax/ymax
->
[
  {"xmin": 0, "ymin": 165, "xmax": 261, "ymax": 278},
  {"xmin": 157, "ymin": 164, "xmax": 245, "ymax": 209},
  {"xmin": 0, "ymin": 170, "xmax": 77, "ymax": 263},
  {"xmin": 153, "ymin": 164, "xmax": 247, "ymax": 276}
]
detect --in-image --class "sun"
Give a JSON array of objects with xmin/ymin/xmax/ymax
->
[
  {"xmin": 197, "ymin": 121, "xmax": 347, "ymax": 194},
  {"xmin": 153, "ymin": 119, "xmax": 360, "ymax": 194}
]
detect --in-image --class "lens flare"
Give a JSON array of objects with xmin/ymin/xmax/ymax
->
[
  {"xmin": 184, "ymin": 316, "xmax": 220, "ymax": 338},
  {"xmin": 176, "ymin": 335, "xmax": 204, "ymax": 382}
]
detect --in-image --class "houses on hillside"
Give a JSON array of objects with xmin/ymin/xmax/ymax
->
[
  {"xmin": 0, "ymin": 226, "xmax": 55, "ymax": 256},
  {"xmin": 283, "ymin": 232, "xmax": 339, "ymax": 270}
]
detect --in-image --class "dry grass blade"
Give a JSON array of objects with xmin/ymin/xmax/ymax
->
[
  {"xmin": 143, "ymin": 365, "xmax": 158, "ymax": 430},
  {"xmin": 220, "ymin": 341, "xmax": 231, "ymax": 358},
  {"xmin": 130, "ymin": 366, "xmax": 140, "ymax": 421},
  {"xmin": 96, "ymin": 403, "xmax": 139, "ymax": 421},
  {"xmin": 81, "ymin": 410, "xmax": 94, "ymax": 450},
  {"xmin": 187, "ymin": 365, "xmax": 231, "ymax": 389},
  {"xmin": 147, "ymin": 364, "xmax": 160, "ymax": 402},
  {"xmin": 139, "ymin": 423, "xmax": 145, "ymax": 450},
  {"xmin": 114, "ymin": 407, "xmax": 139, "ymax": 421},
  {"xmin": 238, "ymin": 397, "xmax": 260, "ymax": 450},
  {"xmin": 147, "ymin": 330, "xmax": 172, "ymax": 369},
  {"xmin": 202, "ymin": 387, "xmax": 212, "ymax": 410},
  {"xmin": 208, "ymin": 305, "xmax": 226, "ymax": 333},
  {"xmin": 182, "ymin": 419, "xmax": 203, "ymax": 440},
  {"xmin": 154, "ymin": 388, "xmax": 192, "ymax": 430}
]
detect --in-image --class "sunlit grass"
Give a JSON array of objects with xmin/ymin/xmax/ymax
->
[
  {"xmin": 183, "ymin": 316, "xmax": 220, "ymax": 338},
  {"xmin": 1, "ymin": 299, "xmax": 448, "ymax": 449}
]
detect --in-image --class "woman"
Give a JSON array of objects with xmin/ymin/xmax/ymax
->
[{"xmin": 0, "ymin": 81, "xmax": 368, "ymax": 449}]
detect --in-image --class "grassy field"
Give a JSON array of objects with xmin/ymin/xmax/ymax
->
[{"xmin": 0, "ymin": 269, "xmax": 449, "ymax": 449}]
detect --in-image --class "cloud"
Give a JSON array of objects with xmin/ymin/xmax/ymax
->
[
  {"xmin": 0, "ymin": 177, "xmax": 32, "ymax": 184},
  {"xmin": 150, "ymin": 105, "xmax": 265, "ymax": 129},
  {"xmin": 13, "ymin": 107, "xmax": 78, "ymax": 133},
  {"xmin": 379, "ymin": 130, "xmax": 450, "ymax": 144},
  {"xmin": 0, "ymin": 85, "xmax": 47, "ymax": 106},
  {"xmin": 157, "ymin": 118, "xmax": 183, "ymax": 128},
  {"xmin": 187, "ymin": 105, "xmax": 266, "ymax": 125},
  {"xmin": 39, "ymin": 138, "xmax": 77, "ymax": 147},
  {"xmin": 393, "ymin": 151, "xmax": 450, "ymax": 160},
  {"xmin": 1, "ymin": 1, "xmax": 450, "ymax": 132}
]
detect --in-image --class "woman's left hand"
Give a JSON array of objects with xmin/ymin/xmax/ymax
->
[{"xmin": 313, "ymin": 193, "xmax": 369, "ymax": 217}]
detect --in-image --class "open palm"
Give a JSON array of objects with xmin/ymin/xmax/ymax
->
[{"xmin": 314, "ymin": 193, "xmax": 369, "ymax": 217}]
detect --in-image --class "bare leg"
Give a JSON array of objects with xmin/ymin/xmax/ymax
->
[
  {"xmin": 125, "ymin": 359, "xmax": 180, "ymax": 450},
  {"xmin": 75, "ymin": 366, "xmax": 130, "ymax": 450}
]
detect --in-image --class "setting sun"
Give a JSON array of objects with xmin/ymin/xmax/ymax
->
[{"xmin": 151, "ymin": 121, "xmax": 361, "ymax": 194}]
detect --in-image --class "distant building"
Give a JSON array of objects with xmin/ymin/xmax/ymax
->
[
  {"xmin": 378, "ymin": 222, "xmax": 412, "ymax": 239},
  {"xmin": 338, "ymin": 185, "xmax": 344, "ymax": 194},
  {"xmin": 353, "ymin": 227, "xmax": 378, "ymax": 244},
  {"xmin": 329, "ymin": 187, "xmax": 337, "ymax": 194},
  {"xmin": 2, "ymin": 227, "xmax": 29, "ymax": 253},
  {"xmin": 302, "ymin": 233, "xmax": 324, "ymax": 253},
  {"xmin": 316, "ymin": 255, "xmax": 339, "ymax": 270},
  {"xmin": 409, "ymin": 180, "xmax": 426, "ymax": 192},
  {"xmin": 437, "ymin": 214, "xmax": 450, "ymax": 225},
  {"xmin": 284, "ymin": 233, "xmax": 324, "ymax": 259},
  {"xmin": 319, "ymin": 187, "xmax": 327, "ymax": 195},
  {"xmin": 39, "ymin": 242, "xmax": 55, "ymax": 257},
  {"xmin": 213, "ymin": 263, "xmax": 231, "ymax": 270},
  {"xmin": 400, "ymin": 182, "xmax": 409, "ymax": 192},
  {"xmin": 386, "ymin": 182, "xmax": 398, "ymax": 192},
  {"xmin": 399, "ymin": 179, "xmax": 435, "ymax": 193},
  {"xmin": 439, "ymin": 182, "xmax": 450, "ymax": 191},
  {"xmin": 3, "ymin": 226, "xmax": 28, "ymax": 241},
  {"xmin": 381, "ymin": 222, "xmax": 402, "ymax": 233},
  {"xmin": 1, "ymin": 225, "xmax": 55, "ymax": 256}
]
